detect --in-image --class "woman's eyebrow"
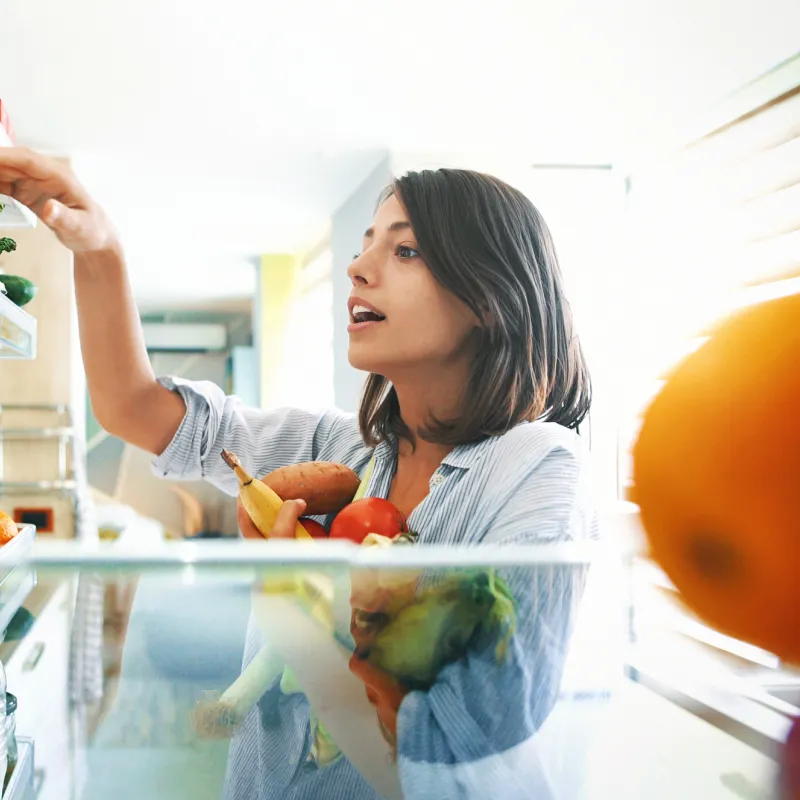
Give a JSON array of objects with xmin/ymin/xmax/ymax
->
[{"xmin": 363, "ymin": 221, "xmax": 412, "ymax": 239}]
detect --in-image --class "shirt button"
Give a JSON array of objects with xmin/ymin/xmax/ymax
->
[{"xmin": 431, "ymin": 472, "xmax": 445, "ymax": 486}]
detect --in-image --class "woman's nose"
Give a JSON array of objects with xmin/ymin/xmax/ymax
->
[
  {"xmin": 347, "ymin": 255, "xmax": 371, "ymax": 286},
  {"xmin": 350, "ymin": 271, "xmax": 368, "ymax": 286}
]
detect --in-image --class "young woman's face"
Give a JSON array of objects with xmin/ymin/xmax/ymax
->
[{"xmin": 347, "ymin": 194, "xmax": 478, "ymax": 378}]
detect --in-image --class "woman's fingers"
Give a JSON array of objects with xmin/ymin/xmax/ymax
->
[
  {"xmin": 237, "ymin": 499, "xmax": 263, "ymax": 539},
  {"xmin": 0, "ymin": 175, "xmax": 50, "ymax": 218},
  {"xmin": 0, "ymin": 148, "xmax": 117, "ymax": 253},
  {"xmin": 0, "ymin": 181, "xmax": 17, "ymax": 198},
  {"xmin": 236, "ymin": 494, "xmax": 307, "ymax": 540},
  {"xmin": 0, "ymin": 147, "xmax": 81, "ymax": 192},
  {"xmin": 270, "ymin": 499, "xmax": 307, "ymax": 539}
]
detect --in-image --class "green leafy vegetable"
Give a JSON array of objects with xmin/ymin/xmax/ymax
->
[
  {"xmin": 358, "ymin": 569, "xmax": 517, "ymax": 690},
  {"xmin": 0, "ymin": 237, "xmax": 17, "ymax": 255}
]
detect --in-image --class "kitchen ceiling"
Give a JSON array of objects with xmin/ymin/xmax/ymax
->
[{"xmin": 2, "ymin": 0, "xmax": 799, "ymax": 304}]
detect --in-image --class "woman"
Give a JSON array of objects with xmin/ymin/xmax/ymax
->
[{"xmin": 0, "ymin": 151, "xmax": 597, "ymax": 799}]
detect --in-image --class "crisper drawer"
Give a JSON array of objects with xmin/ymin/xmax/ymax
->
[{"xmin": 4, "ymin": 737, "xmax": 34, "ymax": 800}]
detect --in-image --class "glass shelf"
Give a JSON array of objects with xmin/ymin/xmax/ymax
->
[
  {"xmin": 0, "ymin": 293, "xmax": 36, "ymax": 359},
  {"xmin": 0, "ymin": 535, "xmax": 788, "ymax": 800}
]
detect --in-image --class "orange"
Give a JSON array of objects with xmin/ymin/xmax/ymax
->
[
  {"xmin": 632, "ymin": 292, "xmax": 800, "ymax": 665},
  {"xmin": 0, "ymin": 510, "xmax": 18, "ymax": 545}
]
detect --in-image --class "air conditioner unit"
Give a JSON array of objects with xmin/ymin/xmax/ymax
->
[{"xmin": 142, "ymin": 323, "xmax": 227, "ymax": 351}]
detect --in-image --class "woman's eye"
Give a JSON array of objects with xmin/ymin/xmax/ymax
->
[
  {"xmin": 396, "ymin": 245, "xmax": 419, "ymax": 259},
  {"xmin": 352, "ymin": 253, "xmax": 362, "ymax": 262}
]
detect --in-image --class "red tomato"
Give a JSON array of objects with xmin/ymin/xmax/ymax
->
[
  {"xmin": 299, "ymin": 518, "xmax": 329, "ymax": 539},
  {"xmin": 329, "ymin": 498, "xmax": 407, "ymax": 544}
]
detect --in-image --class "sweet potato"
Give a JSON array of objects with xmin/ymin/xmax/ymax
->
[{"xmin": 262, "ymin": 462, "xmax": 361, "ymax": 516}]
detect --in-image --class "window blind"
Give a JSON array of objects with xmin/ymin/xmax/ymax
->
[{"xmin": 620, "ymin": 54, "xmax": 800, "ymax": 503}]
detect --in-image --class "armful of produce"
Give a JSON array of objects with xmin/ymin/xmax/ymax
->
[
  {"xmin": 193, "ymin": 450, "xmax": 405, "ymax": 738},
  {"xmin": 194, "ymin": 450, "xmax": 517, "ymax": 769},
  {"xmin": 348, "ymin": 567, "xmax": 517, "ymax": 751}
]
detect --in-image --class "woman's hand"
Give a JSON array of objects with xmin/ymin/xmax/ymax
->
[
  {"xmin": 237, "ymin": 492, "xmax": 307, "ymax": 539},
  {"xmin": 0, "ymin": 148, "xmax": 119, "ymax": 253}
]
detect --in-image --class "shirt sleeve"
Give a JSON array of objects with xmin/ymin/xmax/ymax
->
[
  {"xmin": 395, "ymin": 446, "xmax": 596, "ymax": 800},
  {"xmin": 150, "ymin": 376, "xmax": 354, "ymax": 497}
]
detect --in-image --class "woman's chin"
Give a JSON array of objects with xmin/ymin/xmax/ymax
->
[
  {"xmin": 347, "ymin": 349, "xmax": 382, "ymax": 373},
  {"xmin": 348, "ymin": 344, "xmax": 433, "ymax": 380},
  {"xmin": 347, "ymin": 341, "xmax": 387, "ymax": 374}
]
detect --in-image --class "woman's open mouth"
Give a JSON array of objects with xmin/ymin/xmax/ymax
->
[{"xmin": 348, "ymin": 298, "xmax": 387, "ymax": 333}]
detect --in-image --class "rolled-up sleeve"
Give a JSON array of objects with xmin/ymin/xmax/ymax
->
[
  {"xmin": 396, "ymin": 448, "xmax": 597, "ymax": 800},
  {"xmin": 151, "ymin": 376, "xmax": 351, "ymax": 497}
]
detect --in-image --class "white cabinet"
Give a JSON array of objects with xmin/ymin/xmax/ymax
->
[{"xmin": 5, "ymin": 581, "xmax": 75, "ymax": 800}]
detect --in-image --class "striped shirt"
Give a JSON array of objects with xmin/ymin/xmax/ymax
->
[{"xmin": 152, "ymin": 376, "xmax": 599, "ymax": 800}]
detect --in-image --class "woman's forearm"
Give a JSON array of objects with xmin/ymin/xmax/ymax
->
[{"xmin": 74, "ymin": 247, "xmax": 186, "ymax": 454}]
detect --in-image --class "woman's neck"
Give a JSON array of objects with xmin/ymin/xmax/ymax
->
[
  {"xmin": 378, "ymin": 369, "xmax": 467, "ymax": 518},
  {"xmin": 391, "ymin": 371, "xmax": 465, "ymax": 461}
]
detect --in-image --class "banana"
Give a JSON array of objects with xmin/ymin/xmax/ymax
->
[{"xmin": 221, "ymin": 450, "xmax": 313, "ymax": 540}]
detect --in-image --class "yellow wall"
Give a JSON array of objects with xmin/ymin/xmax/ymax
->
[{"xmin": 259, "ymin": 253, "xmax": 300, "ymax": 407}]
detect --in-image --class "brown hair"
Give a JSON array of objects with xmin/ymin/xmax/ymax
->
[{"xmin": 359, "ymin": 169, "xmax": 591, "ymax": 448}]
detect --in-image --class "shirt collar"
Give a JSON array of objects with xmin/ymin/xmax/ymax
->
[
  {"xmin": 373, "ymin": 431, "xmax": 498, "ymax": 469},
  {"xmin": 441, "ymin": 437, "xmax": 494, "ymax": 470}
]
